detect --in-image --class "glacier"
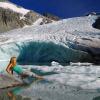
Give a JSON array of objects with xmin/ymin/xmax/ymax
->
[{"xmin": 0, "ymin": 15, "xmax": 100, "ymax": 69}]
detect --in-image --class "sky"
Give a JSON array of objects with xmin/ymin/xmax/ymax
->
[{"xmin": 9, "ymin": 0, "xmax": 100, "ymax": 19}]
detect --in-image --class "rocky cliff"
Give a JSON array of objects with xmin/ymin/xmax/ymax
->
[{"xmin": 0, "ymin": 2, "xmax": 56, "ymax": 33}]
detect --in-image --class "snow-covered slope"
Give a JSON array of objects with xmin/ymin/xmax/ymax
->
[
  {"xmin": 0, "ymin": 2, "xmax": 29, "ymax": 15},
  {"xmin": 0, "ymin": 15, "xmax": 100, "ymax": 66}
]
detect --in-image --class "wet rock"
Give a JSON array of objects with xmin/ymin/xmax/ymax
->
[
  {"xmin": 15, "ymin": 95, "xmax": 23, "ymax": 100},
  {"xmin": 93, "ymin": 96, "xmax": 100, "ymax": 100},
  {"xmin": 37, "ymin": 98, "xmax": 42, "ymax": 100},
  {"xmin": 23, "ymin": 97, "xmax": 31, "ymax": 100}
]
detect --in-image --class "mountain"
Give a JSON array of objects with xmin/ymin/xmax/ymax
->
[
  {"xmin": 0, "ymin": 2, "xmax": 55, "ymax": 33},
  {"xmin": 0, "ymin": 0, "xmax": 100, "ymax": 66}
]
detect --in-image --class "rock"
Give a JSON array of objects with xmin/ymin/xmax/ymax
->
[
  {"xmin": 37, "ymin": 98, "xmax": 42, "ymax": 100},
  {"xmin": 15, "ymin": 95, "xmax": 23, "ymax": 100},
  {"xmin": 93, "ymin": 17, "xmax": 100, "ymax": 30},
  {"xmin": 0, "ymin": 73, "xmax": 23, "ymax": 89},
  {"xmin": 23, "ymin": 97, "xmax": 31, "ymax": 100},
  {"xmin": 93, "ymin": 96, "xmax": 100, "ymax": 100},
  {"xmin": 43, "ymin": 13, "xmax": 60, "ymax": 21}
]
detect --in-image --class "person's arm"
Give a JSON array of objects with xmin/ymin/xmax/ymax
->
[{"xmin": 6, "ymin": 64, "xmax": 13, "ymax": 75}]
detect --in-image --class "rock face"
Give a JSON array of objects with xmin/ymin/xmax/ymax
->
[
  {"xmin": 93, "ymin": 17, "xmax": 100, "ymax": 30},
  {"xmin": 0, "ymin": 2, "xmax": 56, "ymax": 33},
  {"xmin": 93, "ymin": 96, "xmax": 100, "ymax": 100},
  {"xmin": 43, "ymin": 13, "xmax": 60, "ymax": 21},
  {"xmin": 0, "ymin": 8, "xmax": 41, "ymax": 33},
  {"xmin": 0, "ymin": 7, "xmax": 25, "ymax": 32}
]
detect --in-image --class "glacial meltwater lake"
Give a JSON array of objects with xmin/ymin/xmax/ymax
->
[{"xmin": 1, "ymin": 62, "xmax": 100, "ymax": 100}]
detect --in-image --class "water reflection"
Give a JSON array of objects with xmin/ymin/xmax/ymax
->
[{"xmin": 0, "ymin": 87, "xmax": 31, "ymax": 100}]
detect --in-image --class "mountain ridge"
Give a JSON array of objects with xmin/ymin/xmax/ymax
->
[{"xmin": 0, "ymin": 1, "xmax": 58, "ymax": 33}]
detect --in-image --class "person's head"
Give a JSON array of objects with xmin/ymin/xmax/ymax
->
[{"xmin": 10, "ymin": 57, "xmax": 17, "ymax": 65}]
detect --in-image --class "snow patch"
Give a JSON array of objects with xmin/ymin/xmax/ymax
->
[
  {"xmin": 32, "ymin": 18, "xmax": 43, "ymax": 26},
  {"xmin": 0, "ymin": 2, "xmax": 29, "ymax": 15}
]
